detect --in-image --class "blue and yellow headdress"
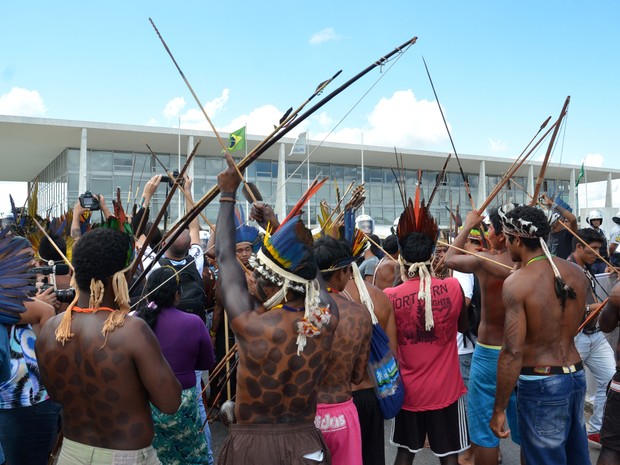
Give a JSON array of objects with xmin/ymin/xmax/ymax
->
[
  {"xmin": 249, "ymin": 177, "xmax": 330, "ymax": 354},
  {"xmin": 0, "ymin": 228, "xmax": 36, "ymax": 324}
]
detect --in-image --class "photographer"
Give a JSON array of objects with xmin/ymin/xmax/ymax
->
[
  {"xmin": 70, "ymin": 193, "xmax": 112, "ymax": 241},
  {"xmin": 36, "ymin": 233, "xmax": 74, "ymax": 313}
]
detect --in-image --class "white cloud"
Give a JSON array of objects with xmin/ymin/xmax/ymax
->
[
  {"xmin": 310, "ymin": 28, "xmax": 338, "ymax": 45},
  {"xmin": 0, "ymin": 87, "xmax": 46, "ymax": 116},
  {"xmin": 313, "ymin": 111, "xmax": 333, "ymax": 127},
  {"xmin": 584, "ymin": 152, "xmax": 604, "ymax": 168},
  {"xmin": 223, "ymin": 105, "xmax": 305, "ymax": 137},
  {"xmin": 311, "ymin": 89, "xmax": 447, "ymax": 148},
  {"xmin": 163, "ymin": 97, "xmax": 186, "ymax": 119},
  {"xmin": 489, "ymin": 138, "xmax": 507, "ymax": 153},
  {"xmin": 173, "ymin": 89, "xmax": 230, "ymax": 130}
]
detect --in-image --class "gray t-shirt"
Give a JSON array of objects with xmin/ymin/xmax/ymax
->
[{"xmin": 358, "ymin": 256, "xmax": 379, "ymax": 277}]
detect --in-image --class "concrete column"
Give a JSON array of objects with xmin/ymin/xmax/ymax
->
[
  {"xmin": 569, "ymin": 169, "xmax": 576, "ymax": 211},
  {"xmin": 527, "ymin": 165, "xmax": 535, "ymax": 198},
  {"xmin": 78, "ymin": 128, "xmax": 88, "ymax": 194},
  {"xmin": 275, "ymin": 142, "xmax": 287, "ymax": 220},
  {"xmin": 187, "ymin": 135, "xmax": 195, "ymax": 202},
  {"xmin": 606, "ymin": 173, "xmax": 613, "ymax": 208},
  {"xmin": 477, "ymin": 160, "xmax": 486, "ymax": 209}
]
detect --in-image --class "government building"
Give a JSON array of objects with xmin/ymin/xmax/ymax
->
[{"xmin": 2, "ymin": 115, "xmax": 618, "ymax": 237}]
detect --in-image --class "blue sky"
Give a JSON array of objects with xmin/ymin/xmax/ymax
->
[{"xmin": 1, "ymin": 1, "xmax": 619, "ymax": 214}]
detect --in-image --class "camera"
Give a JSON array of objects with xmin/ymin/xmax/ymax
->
[
  {"xmin": 38, "ymin": 284, "xmax": 76, "ymax": 304},
  {"xmin": 31, "ymin": 263, "xmax": 70, "ymax": 276},
  {"xmin": 161, "ymin": 170, "xmax": 182, "ymax": 188},
  {"xmin": 79, "ymin": 191, "xmax": 101, "ymax": 211}
]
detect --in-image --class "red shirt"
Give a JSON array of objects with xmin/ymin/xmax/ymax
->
[{"xmin": 385, "ymin": 276, "xmax": 466, "ymax": 411}]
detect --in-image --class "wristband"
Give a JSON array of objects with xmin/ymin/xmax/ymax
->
[
  {"xmin": 210, "ymin": 330, "xmax": 217, "ymax": 337},
  {"xmin": 219, "ymin": 191, "xmax": 236, "ymax": 203}
]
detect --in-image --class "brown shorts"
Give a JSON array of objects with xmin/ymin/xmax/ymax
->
[
  {"xmin": 217, "ymin": 422, "xmax": 331, "ymax": 465},
  {"xmin": 601, "ymin": 369, "xmax": 620, "ymax": 452}
]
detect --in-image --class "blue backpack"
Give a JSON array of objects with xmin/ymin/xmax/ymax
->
[{"xmin": 368, "ymin": 323, "xmax": 404, "ymax": 419}]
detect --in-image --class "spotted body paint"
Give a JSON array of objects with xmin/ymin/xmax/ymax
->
[{"xmin": 35, "ymin": 311, "xmax": 181, "ymax": 450}]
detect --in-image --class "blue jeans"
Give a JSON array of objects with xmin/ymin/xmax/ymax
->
[
  {"xmin": 196, "ymin": 371, "xmax": 214, "ymax": 465},
  {"xmin": 0, "ymin": 398, "xmax": 61, "ymax": 465},
  {"xmin": 517, "ymin": 370, "xmax": 591, "ymax": 465}
]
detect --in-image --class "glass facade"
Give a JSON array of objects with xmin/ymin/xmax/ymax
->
[{"xmin": 33, "ymin": 147, "xmax": 554, "ymax": 232}]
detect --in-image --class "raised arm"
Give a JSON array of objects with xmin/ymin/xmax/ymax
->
[
  {"xmin": 444, "ymin": 209, "xmax": 485, "ymax": 273},
  {"xmin": 71, "ymin": 201, "xmax": 88, "ymax": 241},
  {"xmin": 490, "ymin": 275, "xmax": 527, "ymax": 438},
  {"xmin": 183, "ymin": 175, "xmax": 201, "ymax": 246},
  {"xmin": 215, "ymin": 157, "xmax": 255, "ymax": 320},
  {"xmin": 544, "ymin": 193, "xmax": 577, "ymax": 232}
]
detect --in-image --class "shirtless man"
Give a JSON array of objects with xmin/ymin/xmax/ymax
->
[
  {"xmin": 345, "ymin": 262, "xmax": 397, "ymax": 465},
  {"xmin": 596, "ymin": 279, "xmax": 620, "ymax": 464},
  {"xmin": 215, "ymin": 158, "xmax": 338, "ymax": 464},
  {"xmin": 444, "ymin": 207, "xmax": 520, "ymax": 465},
  {"xmin": 372, "ymin": 235, "xmax": 400, "ymax": 290},
  {"xmin": 314, "ymin": 236, "xmax": 372, "ymax": 465},
  {"xmin": 36, "ymin": 228, "xmax": 181, "ymax": 463},
  {"xmin": 490, "ymin": 205, "xmax": 590, "ymax": 465}
]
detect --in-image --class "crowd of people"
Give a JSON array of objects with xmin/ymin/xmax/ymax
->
[{"xmin": 0, "ymin": 159, "xmax": 619, "ymax": 465}]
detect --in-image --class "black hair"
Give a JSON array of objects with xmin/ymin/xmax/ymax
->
[
  {"xmin": 488, "ymin": 207, "xmax": 502, "ymax": 235},
  {"xmin": 314, "ymin": 236, "xmax": 352, "ymax": 281},
  {"xmin": 503, "ymin": 206, "xmax": 551, "ymax": 251},
  {"xmin": 383, "ymin": 234, "xmax": 399, "ymax": 255},
  {"xmin": 145, "ymin": 222, "xmax": 163, "ymax": 252},
  {"xmin": 39, "ymin": 234, "xmax": 66, "ymax": 262},
  {"xmin": 572, "ymin": 228, "xmax": 603, "ymax": 251},
  {"xmin": 368, "ymin": 234, "xmax": 383, "ymax": 258},
  {"xmin": 136, "ymin": 267, "xmax": 178, "ymax": 330},
  {"xmin": 505, "ymin": 206, "xmax": 575, "ymax": 306},
  {"xmin": 400, "ymin": 232, "xmax": 435, "ymax": 263},
  {"xmin": 72, "ymin": 228, "xmax": 132, "ymax": 292}
]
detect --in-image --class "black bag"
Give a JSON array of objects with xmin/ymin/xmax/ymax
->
[
  {"xmin": 159, "ymin": 256, "xmax": 207, "ymax": 322},
  {"xmin": 463, "ymin": 275, "xmax": 481, "ymax": 348}
]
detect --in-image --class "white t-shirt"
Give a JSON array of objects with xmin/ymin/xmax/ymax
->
[
  {"xmin": 452, "ymin": 270, "xmax": 475, "ymax": 355},
  {"xmin": 147, "ymin": 243, "xmax": 205, "ymax": 276}
]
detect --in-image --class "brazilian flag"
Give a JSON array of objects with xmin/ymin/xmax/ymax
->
[
  {"xmin": 228, "ymin": 126, "xmax": 246, "ymax": 153},
  {"xmin": 575, "ymin": 162, "xmax": 585, "ymax": 187}
]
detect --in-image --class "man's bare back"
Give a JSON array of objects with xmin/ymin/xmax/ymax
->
[
  {"xmin": 503, "ymin": 257, "xmax": 587, "ymax": 367},
  {"xmin": 36, "ymin": 312, "xmax": 181, "ymax": 450},
  {"xmin": 317, "ymin": 294, "xmax": 371, "ymax": 404},
  {"xmin": 231, "ymin": 305, "xmax": 337, "ymax": 423},
  {"xmin": 445, "ymin": 211, "xmax": 513, "ymax": 346},
  {"xmin": 373, "ymin": 257, "xmax": 399, "ymax": 291},
  {"xmin": 345, "ymin": 280, "xmax": 398, "ymax": 390}
]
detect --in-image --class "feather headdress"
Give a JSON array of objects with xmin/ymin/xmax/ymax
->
[
  {"xmin": 499, "ymin": 203, "xmax": 576, "ymax": 308},
  {"xmin": 396, "ymin": 175, "xmax": 439, "ymax": 330},
  {"xmin": 249, "ymin": 176, "xmax": 330, "ymax": 354},
  {"xmin": 0, "ymin": 228, "xmax": 36, "ymax": 324},
  {"xmin": 234, "ymin": 209, "xmax": 261, "ymax": 253}
]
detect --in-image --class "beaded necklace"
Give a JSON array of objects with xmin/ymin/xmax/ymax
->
[
  {"xmin": 525, "ymin": 254, "xmax": 548, "ymax": 267},
  {"xmin": 72, "ymin": 306, "xmax": 116, "ymax": 313}
]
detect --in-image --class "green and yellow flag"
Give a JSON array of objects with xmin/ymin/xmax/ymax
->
[
  {"xmin": 228, "ymin": 126, "xmax": 246, "ymax": 153},
  {"xmin": 575, "ymin": 162, "xmax": 585, "ymax": 187}
]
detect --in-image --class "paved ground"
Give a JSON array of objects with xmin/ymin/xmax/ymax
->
[{"xmin": 208, "ymin": 415, "xmax": 602, "ymax": 464}]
